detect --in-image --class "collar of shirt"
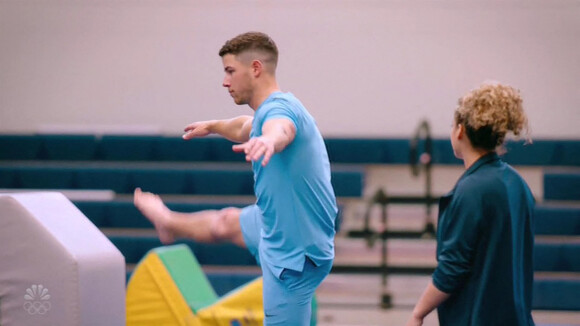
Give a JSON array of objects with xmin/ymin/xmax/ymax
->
[
  {"xmin": 255, "ymin": 91, "xmax": 284, "ymax": 114},
  {"xmin": 443, "ymin": 152, "xmax": 500, "ymax": 198}
]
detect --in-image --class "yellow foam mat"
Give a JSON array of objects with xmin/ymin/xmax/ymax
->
[
  {"xmin": 126, "ymin": 252, "xmax": 198, "ymax": 326},
  {"xmin": 127, "ymin": 245, "xmax": 319, "ymax": 325},
  {"xmin": 196, "ymin": 278, "xmax": 264, "ymax": 325}
]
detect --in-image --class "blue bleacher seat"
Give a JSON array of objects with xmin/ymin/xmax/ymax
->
[
  {"xmin": 75, "ymin": 201, "xmax": 148, "ymax": 229},
  {"xmin": 552, "ymin": 140, "xmax": 580, "ymax": 166},
  {"xmin": 534, "ymin": 242, "xmax": 580, "ymax": 272},
  {"xmin": 1, "ymin": 134, "xmax": 579, "ymax": 166},
  {"xmin": 533, "ymin": 276, "xmax": 580, "ymax": 310},
  {"xmin": 105, "ymin": 203, "xmax": 153, "ymax": 229},
  {"xmin": 74, "ymin": 201, "xmax": 109, "ymax": 227},
  {"xmin": 325, "ymin": 139, "xmax": 409, "ymax": 164},
  {"xmin": 503, "ymin": 140, "xmax": 557, "ymax": 166},
  {"xmin": 153, "ymin": 137, "xmax": 213, "ymax": 162},
  {"xmin": 76, "ymin": 168, "xmax": 131, "ymax": 193},
  {"xmin": 190, "ymin": 169, "xmax": 254, "ymax": 195},
  {"xmin": 131, "ymin": 169, "xmax": 190, "ymax": 194},
  {"xmin": 16, "ymin": 166, "xmax": 76, "ymax": 189},
  {"xmin": 535, "ymin": 206, "xmax": 580, "ymax": 235},
  {"xmin": 0, "ymin": 167, "xmax": 17, "ymax": 188},
  {"xmin": 431, "ymin": 140, "xmax": 458, "ymax": 165},
  {"xmin": 0, "ymin": 135, "xmax": 42, "ymax": 160},
  {"xmin": 98, "ymin": 135, "xmax": 157, "ymax": 161},
  {"xmin": 39, "ymin": 135, "xmax": 98, "ymax": 161},
  {"xmin": 0, "ymin": 162, "xmax": 363, "ymax": 197},
  {"xmin": 544, "ymin": 171, "xmax": 580, "ymax": 201},
  {"xmin": 108, "ymin": 235, "xmax": 163, "ymax": 264},
  {"xmin": 207, "ymin": 138, "xmax": 247, "ymax": 162},
  {"xmin": 330, "ymin": 169, "xmax": 365, "ymax": 197}
]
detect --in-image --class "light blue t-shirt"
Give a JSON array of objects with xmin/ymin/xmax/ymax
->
[{"xmin": 250, "ymin": 91, "xmax": 337, "ymax": 274}]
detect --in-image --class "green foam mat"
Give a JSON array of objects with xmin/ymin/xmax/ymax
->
[{"xmin": 155, "ymin": 245, "xmax": 218, "ymax": 312}]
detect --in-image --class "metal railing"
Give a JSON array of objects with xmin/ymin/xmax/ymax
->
[{"xmin": 345, "ymin": 120, "xmax": 438, "ymax": 308}]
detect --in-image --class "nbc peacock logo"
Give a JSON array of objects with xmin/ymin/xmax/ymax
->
[{"xmin": 23, "ymin": 284, "xmax": 51, "ymax": 315}]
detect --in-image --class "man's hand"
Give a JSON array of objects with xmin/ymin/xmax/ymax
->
[
  {"xmin": 232, "ymin": 136, "xmax": 276, "ymax": 166},
  {"xmin": 183, "ymin": 120, "xmax": 214, "ymax": 140},
  {"xmin": 232, "ymin": 118, "xmax": 295, "ymax": 165},
  {"xmin": 405, "ymin": 315, "xmax": 423, "ymax": 326}
]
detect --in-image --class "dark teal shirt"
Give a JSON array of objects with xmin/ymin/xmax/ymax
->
[{"xmin": 433, "ymin": 153, "xmax": 535, "ymax": 326}]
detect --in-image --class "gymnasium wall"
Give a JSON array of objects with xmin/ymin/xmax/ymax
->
[{"xmin": 0, "ymin": 0, "xmax": 578, "ymax": 138}]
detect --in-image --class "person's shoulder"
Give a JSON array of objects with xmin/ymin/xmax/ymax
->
[
  {"xmin": 457, "ymin": 161, "xmax": 526, "ymax": 199},
  {"xmin": 455, "ymin": 169, "xmax": 500, "ymax": 198},
  {"xmin": 503, "ymin": 162, "xmax": 524, "ymax": 180},
  {"xmin": 501, "ymin": 161, "xmax": 533, "ymax": 193},
  {"xmin": 273, "ymin": 91, "xmax": 297, "ymax": 101},
  {"xmin": 261, "ymin": 93, "xmax": 292, "ymax": 111},
  {"xmin": 263, "ymin": 93, "xmax": 305, "ymax": 118},
  {"xmin": 269, "ymin": 92, "xmax": 300, "ymax": 108},
  {"xmin": 456, "ymin": 172, "xmax": 486, "ymax": 190}
]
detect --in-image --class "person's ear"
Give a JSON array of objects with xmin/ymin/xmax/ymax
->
[
  {"xmin": 251, "ymin": 60, "xmax": 263, "ymax": 77},
  {"xmin": 456, "ymin": 124, "xmax": 465, "ymax": 140}
]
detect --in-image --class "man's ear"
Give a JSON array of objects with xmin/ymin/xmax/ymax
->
[{"xmin": 251, "ymin": 59, "xmax": 263, "ymax": 77}]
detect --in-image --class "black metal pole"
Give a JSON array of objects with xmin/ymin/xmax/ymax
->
[{"xmin": 380, "ymin": 198, "xmax": 392, "ymax": 308}]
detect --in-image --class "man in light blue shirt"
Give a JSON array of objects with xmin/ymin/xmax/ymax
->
[{"xmin": 134, "ymin": 32, "xmax": 337, "ymax": 325}]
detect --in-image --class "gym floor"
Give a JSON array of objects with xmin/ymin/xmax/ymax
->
[{"xmin": 315, "ymin": 272, "xmax": 580, "ymax": 326}]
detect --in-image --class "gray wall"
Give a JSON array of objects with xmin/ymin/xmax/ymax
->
[{"xmin": 1, "ymin": 0, "xmax": 578, "ymax": 138}]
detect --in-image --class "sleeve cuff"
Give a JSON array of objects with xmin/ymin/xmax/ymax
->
[{"xmin": 432, "ymin": 268, "xmax": 456, "ymax": 294}]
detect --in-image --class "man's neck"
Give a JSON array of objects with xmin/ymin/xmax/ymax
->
[{"xmin": 249, "ymin": 81, "xmax": 280, "ymax": 111}]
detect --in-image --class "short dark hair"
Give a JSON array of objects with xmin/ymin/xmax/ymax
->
[{"xmin": 218, "ymin": 32, "xmax": 278, "ymax": 66}]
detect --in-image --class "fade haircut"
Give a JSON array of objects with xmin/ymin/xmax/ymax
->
[{"xmin": 218, "ymin": 32, "xmax": 279, "ymax": 69}]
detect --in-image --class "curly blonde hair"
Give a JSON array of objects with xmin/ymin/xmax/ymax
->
[{"xmin": 455, "ymin": 82, "xmax": 530, "ymax": 150}]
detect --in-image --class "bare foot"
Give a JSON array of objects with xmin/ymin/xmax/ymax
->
[{"xmin": 133, "ymin": 188, "xmax": 175, "ymax": 244}]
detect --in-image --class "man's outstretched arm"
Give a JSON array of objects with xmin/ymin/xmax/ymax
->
[{"xmin": 183, "ymin": 115, "xmax": 253, "ymax": 143}]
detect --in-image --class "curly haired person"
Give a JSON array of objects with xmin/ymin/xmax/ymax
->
[{"xmin": 407, "ymin": 82, "xmax": 535, "ymax": 326}]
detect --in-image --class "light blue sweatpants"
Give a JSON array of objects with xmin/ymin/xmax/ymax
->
[{"xmin": 240, "ymin": 205, "xmax": 333, "ymax": 325}]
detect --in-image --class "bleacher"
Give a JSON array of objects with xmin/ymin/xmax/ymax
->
[
  {"xmin": 1, "ymin": 134, "xmax": 579, "ymax": 312},
  {"xmin": 2, "ymin": 134, "xmax": 579, "ymax": 165}
]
